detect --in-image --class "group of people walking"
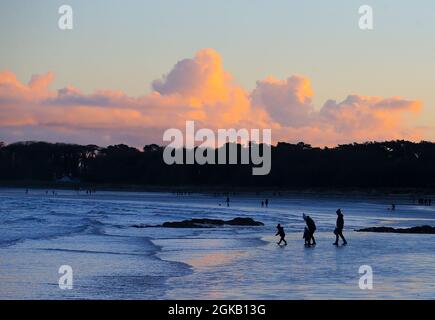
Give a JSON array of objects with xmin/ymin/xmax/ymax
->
[
  {"xmin": 276, "ymin": 209, "xmax": 347, "ymax": 247},
  {"xmin": 261, "ymin": 199, "xmax": 269, "ymax": 208},
  {"xmin": 417, "ymin": 198, "xmax": 432, "ymax": 206}
]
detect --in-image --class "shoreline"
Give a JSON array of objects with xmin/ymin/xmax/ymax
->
[
  {"xmin": 0, "ymin": 180, "xmax": 434, "ymax": 197},
  {"xmin": 1, "ymin": 184, "xmax": 435, "ymax": 299}
]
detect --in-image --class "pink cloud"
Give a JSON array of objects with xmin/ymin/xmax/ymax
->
[
  {"xmin": 0, "ymin": 49, "xmax": 425, "ymax": 147},
  {"xmin": 251, "ymin": 75, "xmax": 315, "ymax": 127}
]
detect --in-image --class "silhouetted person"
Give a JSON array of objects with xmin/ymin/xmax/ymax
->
[
  {"xmin": 391, "ymin": 204, "xmax": 396, "ymax": 211},
  {"xmin": 333, "ymin": 209, "xmax": 347, "ymax": 246},
  {"xmin": 303, "ymin": 213, "xmax": 316, "ymax": 245},
  {"xmin": 226, "ymin": 197, "xmax": 230, "ymax": 207},
  {"xmin": 261, "ymin": 201, "xmax": 264, "ymax": 208},
  {"xmin": 265, "ymin": 199, "xmax": 269, "ymax": 207},
  {"xmin": 276, "ymin": 224, "xmax": 287, "ymax": 246},
  {"xmin": 303, "ymin": 227, "xmax": 311, "ymax": 246}
]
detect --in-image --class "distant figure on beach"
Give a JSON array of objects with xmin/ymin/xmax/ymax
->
[
  {"xmin": 226, "ymin": 197, "xmax": 230, "ymax": 207},
  {"xmin": 333, "ymin": 209, "xmax": 347, "ymax": 246},
  {"xmin": 303, "ymin": 227, "xmax": 311, "ymax": 246},
  {"xmin": 417, "ymin": 198, "xmax": 432, "ymax": 206},
  {"xmin": 265, "ymin": 199, "xmax": 269, "ymax": 207},
  {"xmin": 261, "ymin": 201, "xmax": 264, "ymax": 208},
  {"xmin": 391, "ymin": 204, "xmax": 396, "ymax": 211},
  {"xmin": 303, "ymin": 213, "xmax": 316, "ymax": 246},
  {"xmin": 275, "ymin": 224, "xmax": 287, "ymax": 246}
]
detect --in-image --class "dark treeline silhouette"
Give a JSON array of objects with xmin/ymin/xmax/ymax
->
[{"xmin": 0, "ymin": 140, "xmax": 434, "ymax": 189}]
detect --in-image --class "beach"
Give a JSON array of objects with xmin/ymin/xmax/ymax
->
[{"xmin": 0, "ymin": 188, "xmax": 434, "ymax": 299}]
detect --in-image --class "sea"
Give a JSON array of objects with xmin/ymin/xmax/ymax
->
[{"xmin": 0, "ymin": 188, "xmax": 434, "ymax": 299}]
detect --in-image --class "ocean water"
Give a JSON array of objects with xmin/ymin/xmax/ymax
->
[{"xmin": 0, "ymin": 188, "xmax": 434, "ymax": 299}]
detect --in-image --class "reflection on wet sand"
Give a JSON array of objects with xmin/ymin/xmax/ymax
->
[{"xmin": 186, "ymin": 251, "xmax": 248, "ymax": 268}]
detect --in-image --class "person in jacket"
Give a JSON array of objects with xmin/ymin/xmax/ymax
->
[{"xmin": 303, "ymin": 213, "xmax": 317, "ymax": 246}]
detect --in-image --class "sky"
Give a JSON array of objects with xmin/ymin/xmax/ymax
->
[{"xmin": 0, "ymin": 0, "xmax": 434, "ymax": 147}]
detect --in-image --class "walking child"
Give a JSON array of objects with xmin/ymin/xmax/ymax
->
[{"xmin": 276, "ymin": 224, "xmax": 287, "ymax": 246}]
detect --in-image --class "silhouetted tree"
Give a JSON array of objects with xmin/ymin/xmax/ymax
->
[{"xmin": 0, "ymin": 140, "xmax": 434, "ymax": 189}]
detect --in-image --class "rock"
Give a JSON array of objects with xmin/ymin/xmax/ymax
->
[
  {"xmin": 161, "ymin": 217, "xmax": 264, "ymax": 228},
  {"xmin": 225, "ymin": 217, "xmax": 264, "ymax": 226},
  {"xmin": 162, "ymin": 219, "xmax": 224, "ymax": 228},
  {"xmin": 356, "ymin": 225, "xmax": 435, "ymax": 234},
  {"xmin": 356, "ymin": 227, "xmax": 396, "ymax": 233}
]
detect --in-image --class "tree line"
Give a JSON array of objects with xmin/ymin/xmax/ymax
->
[{"xmin": 0, "ymin": 140, "xmax": 434, "ymax": 189}]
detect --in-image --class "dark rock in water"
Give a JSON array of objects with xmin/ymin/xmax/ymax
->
[
  {"xmin": 162, "ymin": 219, "xmax": 223, "ymax": 228},
  {"xmin": 356, "ymin": 225, "xmax": 435, "ymax": 234},
  {"xmin": 356, "ymin": 227, "xmax": 396, "ymax": 233},
  {"xmin": 225, "ymin": 217, "xmax": 264, "ymax": 226},
  {"xmin": 161, "ymin": 217, "xmax": 264, "ymax": 228}
]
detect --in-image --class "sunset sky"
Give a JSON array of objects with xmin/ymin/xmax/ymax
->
[{"xmin": 0, "ymin": 0, "xmax": 434, "ymax": 147}]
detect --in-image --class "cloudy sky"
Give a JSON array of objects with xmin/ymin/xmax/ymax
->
[{"xmin": 0, "ymin": 0, "xmax": 434, "ymax": 147}]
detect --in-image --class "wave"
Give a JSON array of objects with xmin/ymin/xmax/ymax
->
[
  {"xmin": 0, "ymin": 217, "xmax": 108, "ymax": 247},
  {"xmin": 76, "ymin": 218, "xmax": 106, "ymax": 236},
  {"xmin": 3, "ymin": 216, "xmax": 46, "ymax": 224}
]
